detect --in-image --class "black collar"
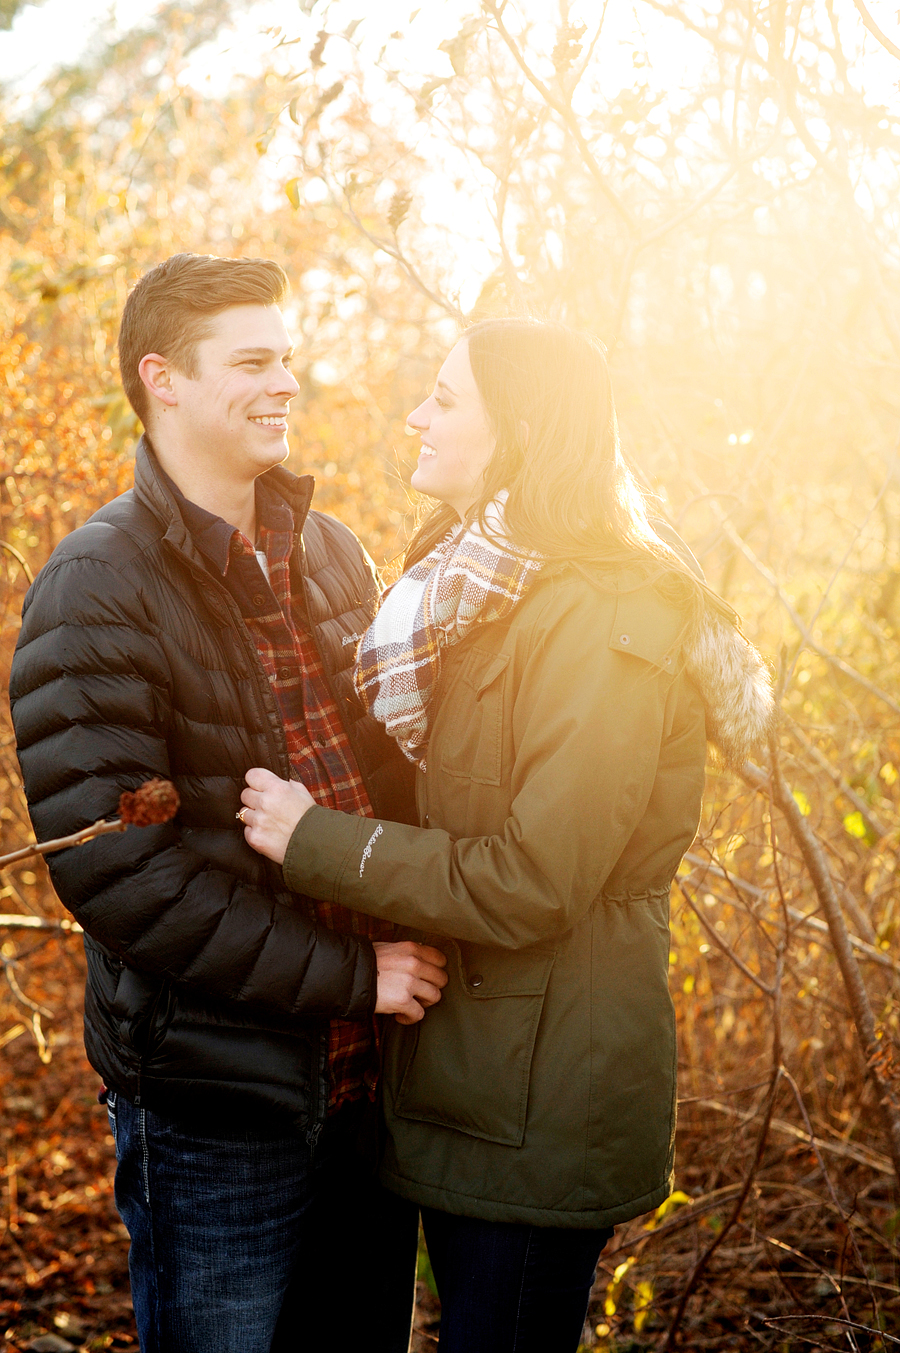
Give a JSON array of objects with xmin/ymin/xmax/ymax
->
[{"xmin": 132, "ymin": 435, "xmax": 316, "ymax": 572}]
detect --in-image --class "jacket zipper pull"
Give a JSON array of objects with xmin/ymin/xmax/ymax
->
[{"xmin": 306, "ymin": 1122, "xmax": 323, "ymax": 1157}]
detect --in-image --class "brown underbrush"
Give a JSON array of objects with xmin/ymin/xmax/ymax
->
[{"xmin": 1, "ymin": 751, "xmax": 897, "ymax": 1352}]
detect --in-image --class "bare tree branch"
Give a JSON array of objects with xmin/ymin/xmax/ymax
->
[
  {"xmin": 480, "ymin": 0, "xmax": 635, "ymax": 232},
  {"xmin": 770, "ymin": 739, "xmax": 900, "ymax": 1185},
  {"xmin": 850, "ymin": 0, "xmax": 900, "ymax": 60}
]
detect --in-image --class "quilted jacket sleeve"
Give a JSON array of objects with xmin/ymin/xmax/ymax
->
[{"xmin": 10, "ymin": 530, "xmax": 375, "ymax": 1021}]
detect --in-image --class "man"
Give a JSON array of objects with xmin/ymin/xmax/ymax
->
[{"xmin": 10, "ymin": 254, "xmax": 447, "ymax": 1353}]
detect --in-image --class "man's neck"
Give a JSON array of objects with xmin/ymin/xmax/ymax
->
[{"xmin": 150, "ymin": 442, "xmax": 258, "ymax": 542}]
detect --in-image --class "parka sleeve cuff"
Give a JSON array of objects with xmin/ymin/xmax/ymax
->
[{"xmin": 283, "ymin": 805, "xmax": 372, "ymax": 903}]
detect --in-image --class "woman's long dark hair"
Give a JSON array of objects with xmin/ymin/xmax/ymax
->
[{"xmin": 405, "ymin": 318, "xmax": 729, "ymax": 631}]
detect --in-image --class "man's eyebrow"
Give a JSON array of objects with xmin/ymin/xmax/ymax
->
[
  {"xmin": 435, "ymin": 378, "xmax": 458, "ymax": 395},
  {"xmin": 229, "ymin": 346, "xmax": 295, "ymax": 360}
]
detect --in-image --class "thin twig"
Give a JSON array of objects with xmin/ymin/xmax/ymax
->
[
  {"xmin": 780, "ymin": 1066, "xmax": 884, "ymax": 1335},
  {"xmin": 770, "ymin": 740, "xmax": 900, "ymax": 1185},
  {"xmin": 0, "ymin": 915, "xmax": 82, "ymax": 933},
  {"xmin": 675, "ymin": 878, "xmax": 774, "ymax": 995},
  {"xmin": 766, "ymin": 1314, "xmax": 900, "ymax": 1345},
  {"xmin": 719, "ymin": 517, "xmax": 900, "ymax": 718},
  {"xmin": 785, "ymin": 716, "xmax": 890, "ymax": 842},
  {"xmin": 680, "ymin": 856, "xmax": 898, "ymax": 974},
  {"xmin": 662, "ymin": 946, "xmax": 784, "ymax": 1348},
  {"xmin": 0, "ymin": 540, "xmax": 34, "ymax": 585},
  {"xmin": 339, "ymin": 187, "xmax": 463, "ymax": 320},
  {"xmin": 850, "ymin": 0, "xmax": 900, "ymax": 60},
  {"xmin": 0, "ymin": 819, "xmax": 127, "ymax": 871},
  {"xmin": 481, "ymin": 0, "xmax": 634, "ymax": 230}
]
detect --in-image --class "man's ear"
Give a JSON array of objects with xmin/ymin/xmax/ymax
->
[{"xmin": 138, "ymin": 354, "xmax": 178, "ymax": 408}]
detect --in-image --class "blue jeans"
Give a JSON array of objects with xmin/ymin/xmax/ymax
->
[
  {"xmin": 421, "ymin": 1206, "xmax": 613, "ymax": 1353},
  {"xmin": 107, "ymin": 1091, "xmax": 418, "ymax": 1353}
]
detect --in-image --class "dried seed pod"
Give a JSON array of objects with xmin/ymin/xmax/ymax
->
[{"xmin": 118, "ymin": 778, "xmax": 180, "ymax": 827}]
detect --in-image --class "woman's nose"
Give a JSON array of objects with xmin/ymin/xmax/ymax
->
[{"xmin": 406, "ymin": 398, "xmax": 429, "ymax": 430}]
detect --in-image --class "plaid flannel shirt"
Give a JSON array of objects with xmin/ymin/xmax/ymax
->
[{"xmin": 172, "ymin": 473, "xmax": 393, "ymax": 1113}]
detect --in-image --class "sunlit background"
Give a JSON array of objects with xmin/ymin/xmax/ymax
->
[{"xmin": 3, "ymin": 0, "xmax": 900, "ymax": 1347}]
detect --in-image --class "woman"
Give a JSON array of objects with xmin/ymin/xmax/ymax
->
[{"xmin": 239, "ymin": 320, "xmax": 773, "ymax": 1350}]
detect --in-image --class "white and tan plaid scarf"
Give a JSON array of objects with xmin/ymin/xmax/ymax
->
[{"xmin": 354, "ymin": 498, "xmax": 543, "ymax": 764}]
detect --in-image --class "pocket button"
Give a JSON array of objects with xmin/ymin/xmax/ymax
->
[{"xmin": 469, "ymin": 973, "xmax": 484, "ymax": 988}]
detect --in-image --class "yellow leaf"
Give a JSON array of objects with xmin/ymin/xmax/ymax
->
[
  {"xmin": 645, "ymin": 1189, "xmax": 691, "ymax": 1230},
  {"xmin": 842, "ymin": 810, "xmax": 867, "ymax": 839},
  {"xmin": 284, "ymin": 178, "xmax": 301, "ymax": 209},
  {"xmin": 634, "ymin": 1279, "xmax": 654, "ymax": 1332},
  {"xmin": 659, "ymin": 1189, "xmax": 692, "ymax": 1217},
  {"xmin": 880, "ymin": 762, "xmax": 897, "ymax": 785},
  {"xmin": 792, "ymin": 789, "xmax": 811, "ymax": 816}
]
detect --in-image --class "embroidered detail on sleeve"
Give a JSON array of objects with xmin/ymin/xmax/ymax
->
[
  {"xmin": 359, "ymin": 823, "xmax": 384, "ymax": 877},
  {"xmin": 342, "ymin": 632, "xmax": 362, "ymax": 647}
]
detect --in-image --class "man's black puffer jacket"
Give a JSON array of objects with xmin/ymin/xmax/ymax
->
[{"xmin": 10, "ymin": 439, "xmax": 414, "ymax": 1131}]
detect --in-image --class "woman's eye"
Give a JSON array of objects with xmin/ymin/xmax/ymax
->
[{"xmin": 434, "ymin": 396, "xmax": 449, "ymax": 409}]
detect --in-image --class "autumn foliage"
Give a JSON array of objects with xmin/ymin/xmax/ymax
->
[{"xmin": 2, "ymin": 0, "xmax": 900, "ymax": 1349}]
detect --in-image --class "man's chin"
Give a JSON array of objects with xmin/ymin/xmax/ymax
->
[{"xmin": 256, "ymin": 442, "xmax": 290, "ymax": 472}]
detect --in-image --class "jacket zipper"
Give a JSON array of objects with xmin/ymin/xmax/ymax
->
[
  {"xmin": 165, "ymin": 521, "xmax": 363, "ymax": 1142},
  {"xmin": 162, "ymin": 542, "xmax": 292, "ymax": 777},
  {"xmin": 305, "ymin": 1025, "xmax": 327, "ymax": 1157},
  {"xmin": 133, "ymin": 978, "xmax": 169, "ymax": 1108}
]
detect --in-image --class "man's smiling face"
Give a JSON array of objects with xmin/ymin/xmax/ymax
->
[{"xmin": 168, "ymin": 303, "xmax": 300, "ymax": 486}]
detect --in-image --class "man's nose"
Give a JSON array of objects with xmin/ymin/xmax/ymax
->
[{"xmin": 272, "ymin": 366, "xmax": 300, "ymax": 399}]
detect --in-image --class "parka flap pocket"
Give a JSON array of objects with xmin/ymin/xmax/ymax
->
[
  {"xmin": 391, "ymin": 944, "xmax": 556, "ymax": 1147},
  {"xmin": 465, "ymin": 650, "xmax": 510, "ymax": 697},
  {"xmin": 455, "ymin": 942, "xmax": 556, "ymax": 998},
  {"xmin": 439, "ymin": 647, "xmax": 510, "ymax": 786}
]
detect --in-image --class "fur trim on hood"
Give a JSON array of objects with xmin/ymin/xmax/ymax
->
[{"xmin": 684, "ymin": 611, "xmax": 775, "ymax": 770}]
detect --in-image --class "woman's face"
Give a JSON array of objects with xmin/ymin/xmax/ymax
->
[{"xmin": 407, "ymin": 340, "xmax": 496, "ymax": 518}]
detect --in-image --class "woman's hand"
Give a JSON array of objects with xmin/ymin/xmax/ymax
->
[
  {"xmin": 242, "ymin": 773, "xmax": 448, "ymax": 1024},
  {"xmin": 240, "ymin": 767, "xmax": 316, "ymax": 864}
]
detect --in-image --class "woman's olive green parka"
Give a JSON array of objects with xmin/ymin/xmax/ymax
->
[{"xmin": 283, "ymin": 567, "xmax": 766, "ymax": 1229}]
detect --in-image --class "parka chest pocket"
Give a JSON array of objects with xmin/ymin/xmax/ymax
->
[{"xmin": 438, "ymin": 648, "xmax": 510, "ymax": 787}]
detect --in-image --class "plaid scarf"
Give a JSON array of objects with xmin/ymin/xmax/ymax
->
[{"xmin": 354, "ymin": 499, "xmax": 543, "ymax": 764}]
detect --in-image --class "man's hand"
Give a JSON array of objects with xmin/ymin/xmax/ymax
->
[
  {"xmin": 373, "ymin": 940, "xmax": 448, "ymax": 1025},
  {"xmin": 241, "ymin": 767, "xmax": 316, "ymax": 864}
]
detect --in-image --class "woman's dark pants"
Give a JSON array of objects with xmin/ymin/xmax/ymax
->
[{"xmin": 421, "ymin": 1206, "xmax": 612, "ymax": 1353}]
